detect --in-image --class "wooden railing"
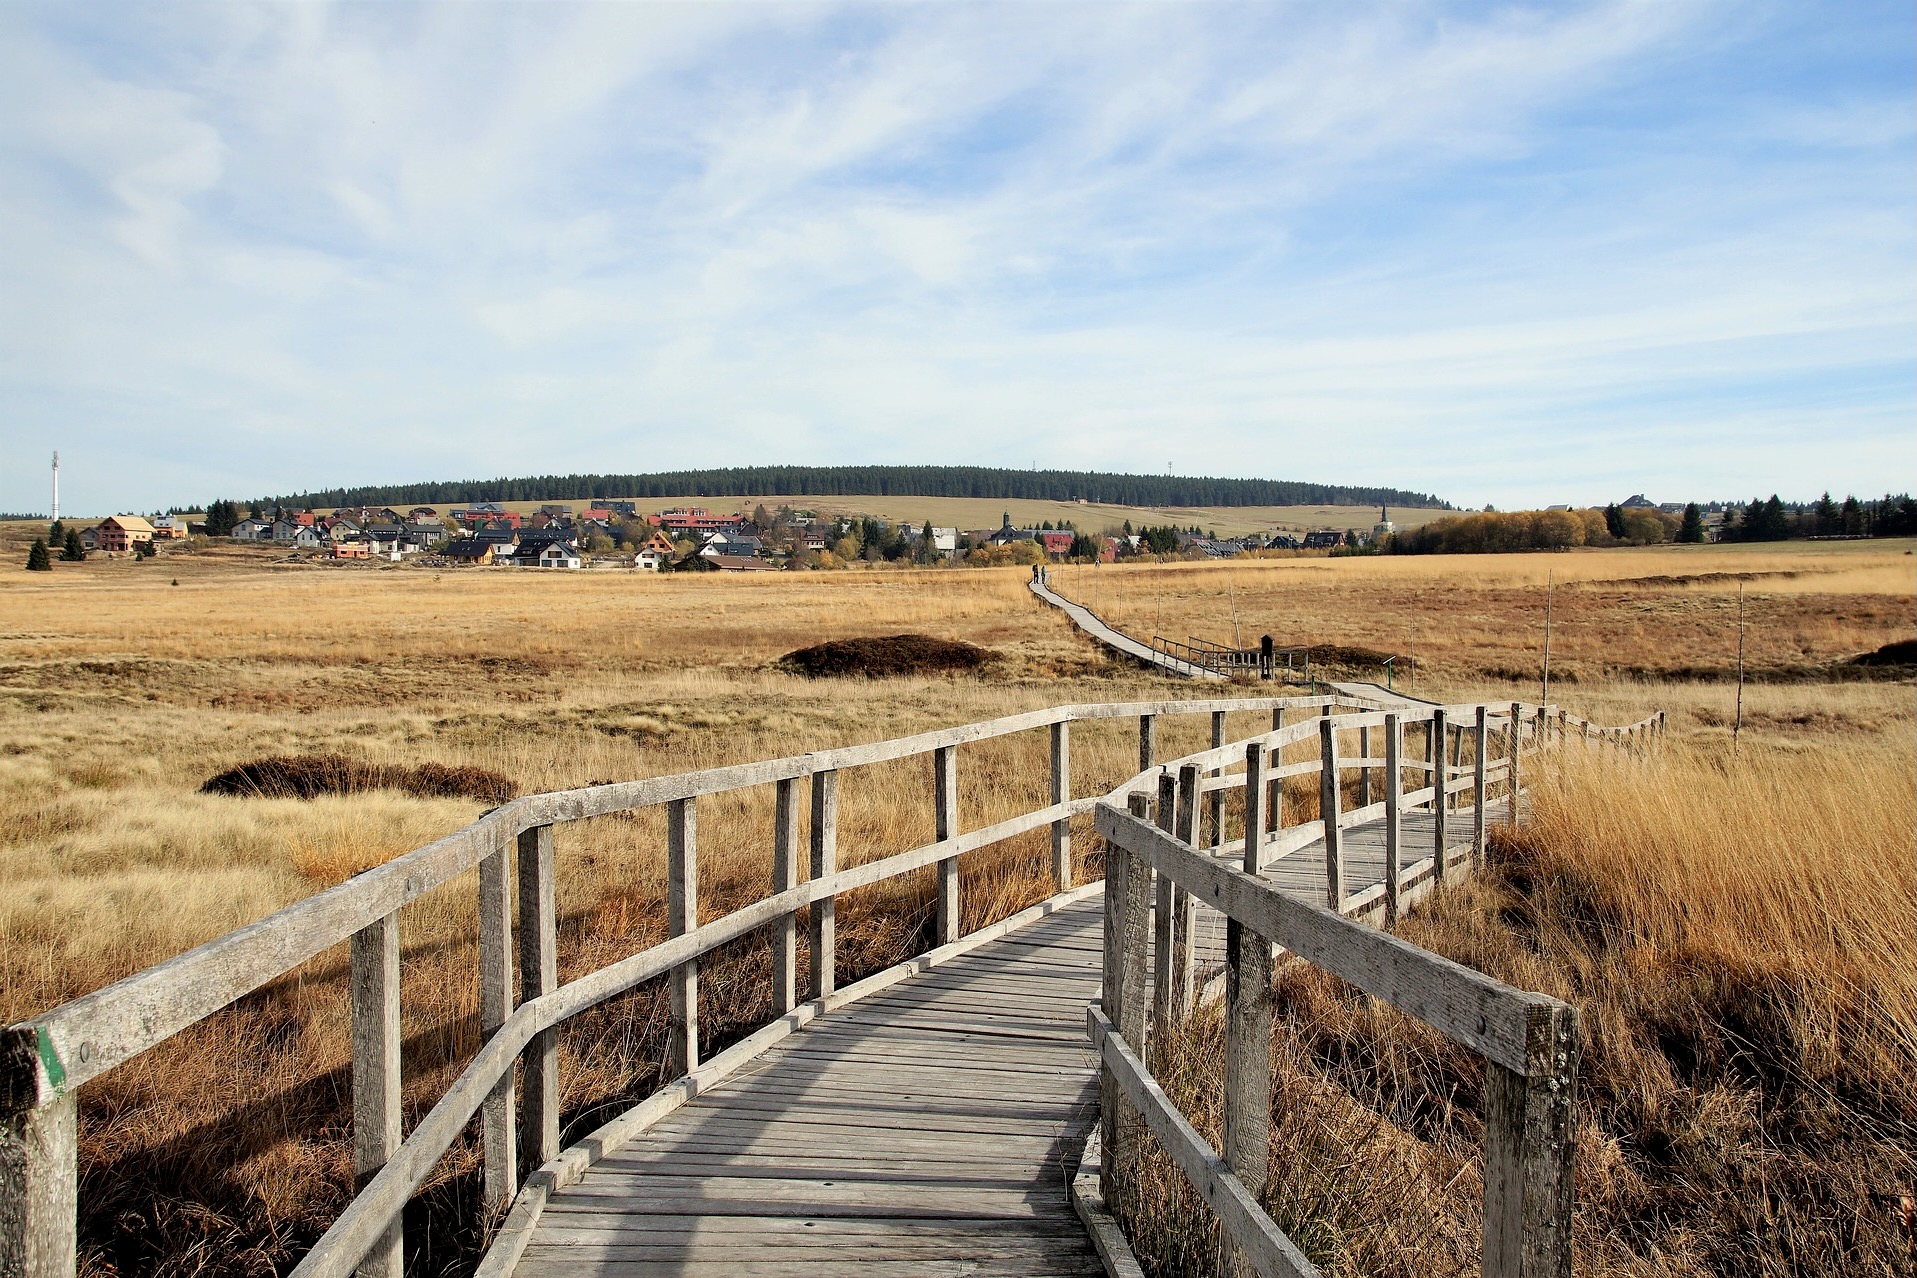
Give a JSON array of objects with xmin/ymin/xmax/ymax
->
[
  {"xmin": 1089, "ymin": 702, "xmax": 1665, "ymax": 1278},
  {"xmin": 0, "ymin": 692, "xmax": 1663, "ymax": 1278},
  {"xmin": 5, "ymin": 691, "xmax": 1446, "ymax": 1278}
]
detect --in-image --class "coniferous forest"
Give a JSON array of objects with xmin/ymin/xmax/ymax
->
[{"xmin": 255, "ymin": 465, "xmax": 1448, "ymax": 513}]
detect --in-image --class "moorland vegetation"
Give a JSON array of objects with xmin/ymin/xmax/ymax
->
[{"xmin": 0, "ymin": 538, "xmax": 1909, "ymax": 1274}]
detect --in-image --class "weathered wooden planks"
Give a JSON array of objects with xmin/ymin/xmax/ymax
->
[{"xmin": 516, "ymin": 898, "xmax": 1107, "ymax": 1275}]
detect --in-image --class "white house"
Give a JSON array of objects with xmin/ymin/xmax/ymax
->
[
  {"xmin": 699, "ymin": 530, "xmax": 764, "ymax": 558},
  {"xmin": 635, "ymin": 548, "xmax": 670, "ymax": 572},
  {"xmin": 518, "ymin": 541, "xmax": 582, "ymax": 569}
]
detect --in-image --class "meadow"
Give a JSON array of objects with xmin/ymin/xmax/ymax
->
[{"xmin": 0, "ymin": 534, "xmax": 1909, "ymax": 1274}]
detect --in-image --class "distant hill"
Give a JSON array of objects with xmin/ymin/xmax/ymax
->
[{"xmin": 256, "ymin": 465, "xmax": 1448, "ymax": 512}]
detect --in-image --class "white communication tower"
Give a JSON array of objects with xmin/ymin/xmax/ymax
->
[{"xmin": 51, "ymin": 452, "xmax": 59, "ymax": 522}]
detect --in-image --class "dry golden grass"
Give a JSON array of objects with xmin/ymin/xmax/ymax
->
[
  {"xmin": 0, "ymin": 536, "xmax": 1908, "ymax": 1274},
  {"xmin": 1044, "ymin": 540, "xmax": 1916, "ymax": 685},
  {"xmin": 1125, "ymin": 714, "xmax": 1917, "ymax": 1277}
]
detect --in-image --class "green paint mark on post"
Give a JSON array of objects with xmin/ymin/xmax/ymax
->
[{"xmin": 36, "ymin": 1025, "xmax": 66, "ymax": 1095}]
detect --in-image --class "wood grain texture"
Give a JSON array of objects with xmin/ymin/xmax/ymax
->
[
  {"xmin": 349, "ymin": 915, "xmax": 402, "ymax": 1278},
  {"xmin": 518, "ymin": 826, "xmax": 559, "ymax": 1180},
  {"xmin": 1052, "ymin": 721, "xmax": 1072, "ymax": 891},
  {"xmin": 479, "ymin": 843, "xmax": 517, "ymax": 1211},
  {"xmin": 772, "ymin": 780, "xmax": 800, "ymax": 1016},
  {"xmin": 1223, "ymin": 744, "xmax": 1275, "ymax": 1277},
  {"xmin": 0, "ymin": 1091, "xmax": 75, "ymax": 1278},
  {"xmin": 517, "ymin": 899, "xmax": 1109, "ymax": 1275},
  {"xmin": 810, "ymin": 770, "xmax": 838, "ymax": 1000},
  {"xmin": 668, "ymin": 798, "xmax": 700, "ymax": 1078},
  {"xmin": 1319, "ymin": 718, "xmax": 1342, "ymax": 909}
]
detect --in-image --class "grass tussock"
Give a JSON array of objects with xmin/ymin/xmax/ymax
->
[
  {"xmin": 1127, "ymin": 734, "xmax": 1916, "ymax": 1278},
  {"xmin": 201, "ymin": 754, "xmax": 519, "ymax": 804}
]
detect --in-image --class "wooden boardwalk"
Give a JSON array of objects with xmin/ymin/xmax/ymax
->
[
  {"xmin": 514, "ymin": 791, "xmax": 1506, "ymax": 1275},
  {"xmin": 1030, "ymin": 578, "xmax": 1222, "ymax": 679},
  {"xmin": 517, "ymin": 899, "xmax": 1109, "ymax": 1277}
]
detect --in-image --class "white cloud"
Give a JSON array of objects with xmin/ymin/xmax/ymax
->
[{"xmin": 0, "ymin": 0, "xmax": 1908, "ymax": 514}]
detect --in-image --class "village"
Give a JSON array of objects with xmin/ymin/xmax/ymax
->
[{"xmin": 48, "ymin": 501, "xmax": 1402, "ymax": 571}]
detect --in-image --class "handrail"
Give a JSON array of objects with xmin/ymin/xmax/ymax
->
[
  {"xmin": 0, "ymin": 691, "xmax": 1666, "ymax": 1278},
  {"xmin": 1089, "ymin": 704, "xmax": 1662, "ymax": 1278}
]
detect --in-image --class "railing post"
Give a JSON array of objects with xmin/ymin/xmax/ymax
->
[
  {"xmin": 1473, "ymin": 708, "xmax": 1489, "ymax": 868},
  {"xmin": 810, "ymin": 769, "xmax": 839, "ymax": 998},
  {"xmin": 1100, "ymin": 800, "xmax": 1129, "ymax": 1187},
  {"xmin": 1431, "ymin": 708, "xmax": 1449, "ymax": 884},
  {"xmin": 1207, "ymin": 711, "xmax": 1227, "ymax": 848},
  {"xmin": 1265, "ymin": 707, "xmax": 1285, "ymax": 849},
  {"xmin": 1383, "ymin": 714, "xmax": 1401, "ymax": 926},
  {"xmin": 1051, "ymin": 721, "xmax": 1072, "ymax": 891},
  {"xmin": 478, "ymin": 841, "xmax": 516, "ymax": 1211},
  {"xmin": 0, "ymin": 1061, "xmax": 77, "ymax": 1278},
  {"xmin": 1104, "ymin": 793, "xmax": 1154, "ymax": 1218},
  {"xmin": 1137, "ymin": 714, "xmax": 1157, "ymax": 773},
  {"xmin": 933, "ymin": 746, "xmax": 961, "ymax": 945},
  {"xmin": 348, "ymin": 913, "xmax": 402, "ymax": 1276},
  {"xmin": 667, "ymin": 797, "xmax": 699, "ymax": 1077},
  {"xmin": 517, "ymin": 823, "xmax": 559, "ymax": 1180},
  {"xmin": 1358, "ymin": 722, "xmax": 1372, "ymax": 809},
  {"xmin": 1222, "ymin": 743, "xmax": 1274, "ymax": 1278},
  {"xmin": 772, "ymin": 778, "xmax": 800, "ymax": 1014},
  {"xmin": 1482, "ymin": 1004, "xmax": 1580, "ymax": 1278},
  {"xmin": 1151, "ymin": 771, "xmax": 1178, "ymax": 1043},
  {"xmin": 1508, "ymin": 702, "xmax": 1522, "ymax": 827},
  {"xmin": 1449, "ymin": 723, "xmax": 1464, "ymax": 813},
  {"xmin": 1319, "ymin": 715, "xmax": 1342, "ymax": 909},
  {"xmin": 1173, "ymin": 764, "xmax": 1200, "ymax": 1012}
]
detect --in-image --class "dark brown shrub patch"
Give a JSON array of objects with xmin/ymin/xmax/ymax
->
[
  {"xmin": 201, "ymin": 754, "xmax": 517, "ymax": 803},
  {"xmin": 1851, "ymin": 638, "xmax": 1917, "ymax": 667},
  {"xmin": 777, "ymin": 634, "xmax": 995, "ymax": 678}
]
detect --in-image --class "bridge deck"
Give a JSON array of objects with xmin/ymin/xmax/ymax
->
[
  {"xmin": 515, "ymin": 795, "xmax": 1507, "ymax": 1275},
  {"xmin": 516, "ymin": 899, "xmax": 1108, "ymax": 1277}
]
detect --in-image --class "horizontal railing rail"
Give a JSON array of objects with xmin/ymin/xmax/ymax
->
[{"xmin": 0, "ymin": 690, "xmax": 1665, "ymax": 1278}]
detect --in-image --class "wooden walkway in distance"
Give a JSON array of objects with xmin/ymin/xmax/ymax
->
[
  {"xmin": 1029, "ymin": 578, "xmax": 1223, "ymax": 679},
  {"xmin": 514, "ymin": 792, "xmax": 1510, "ymax": 1276},
  {"xmin": 516, "ymin": 899, "xmax": 1108, "ymax": 1277}
]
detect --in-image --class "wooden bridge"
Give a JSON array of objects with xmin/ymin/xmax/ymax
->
[{"xmin": 2, "ymin": 692, "xmax": 1664, "ymax": 1278}]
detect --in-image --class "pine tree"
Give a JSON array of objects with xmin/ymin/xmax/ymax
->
[
  {"xmin": 1603, "ymin": 504, "xmax": 1626, "ymax": 539},
  {"xmin": 60, "ymin": 529, "xmax": 86, "ymax": 561},
  {"xmin": 48, "ymin": 519, "xmax": 63, "ymax": 543},
  {"xmin": 26, "ymin": 538, "xmax": 51, "ymax": 571},
  {"xmin": 1678, "ymin": 503, "xmax": 1705, "ymax": 544}
]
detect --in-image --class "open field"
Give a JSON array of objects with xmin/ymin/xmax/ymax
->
[
  {"xmin": 1042, "ymin": 539, "xmax": 1916, "ymax": 686},
  {"xmin": 0, "ymin": 536, "xmax": 1909, "ymax": 1274}
]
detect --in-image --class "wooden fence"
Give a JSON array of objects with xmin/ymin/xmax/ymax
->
[
  {"xmin": 0, "ymin": 693, "xmax": 1663, "ymax": 1278},
  {"xmin": 1090, "ymin": 702, "xmax": 1665, "ymax": 1278}
]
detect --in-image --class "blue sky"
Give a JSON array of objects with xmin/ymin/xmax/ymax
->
[{"xmin": 0, "ymin": 1, "xmax": 1910, "ymax": 515}]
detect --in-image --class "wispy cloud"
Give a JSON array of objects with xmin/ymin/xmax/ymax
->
[{"xmin": 0, "ymin": 0, "xmax": 1909, "ymax": 513}]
